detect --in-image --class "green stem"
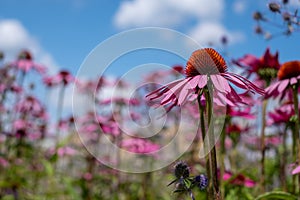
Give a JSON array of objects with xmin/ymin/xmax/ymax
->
[
  {"xmin": 220, "ymin": 117, "xmax": 228, "ymax": 199},
  {"xmin": 260, "ymin": 99, "xmax": 268, "ymax": 193},
  {"xmin": 292, "ymin": 85, "xmax": 300, "ymax": 194},
  {"xmin": 204, "ymin": 82, "xmax": 221, "ymax": 199},
  {"xmin": 197, "ymin": 91, "xmax": 212, "ymax": 199},
  {"xmin": 56, "ymin": 85, "xmax": 66, "ymax": 145},
  {"xmin": 280, "ymin": 125, "xmax": 288, "ymax": 191}
]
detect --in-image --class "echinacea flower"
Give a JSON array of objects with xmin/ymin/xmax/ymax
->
[
  {"xmin": 265, "ymin": 61, "xmax": 300, "ymax": 99},
  {"xmin": 233, "ymin": 48, "xmax": 280, "ymax": 84},
  {"xmin": 222, "ymin": 171, "xmax": 256, "ymax": 188},
  {"xmin": 121, "ymin": 138, "xmax": 160, "ymax": 154},
  {"xmin": 268, "ymin": 101, "xmax": 296, "ymax": 125},
  {"xmin": 147, "ymin": 48, "xmax": 264, "ymax": 111},
  {"xmin": 12, "ymin": 50, "xmax": 46, "ymax": 74},
  {"xmin": 43, "ymin": 70, "xmax": 74, "ymax": 87}
]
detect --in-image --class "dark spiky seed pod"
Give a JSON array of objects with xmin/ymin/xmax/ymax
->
[{"xmin": 174, "ymin": 161, "xmax": 190, "ymax": 179}]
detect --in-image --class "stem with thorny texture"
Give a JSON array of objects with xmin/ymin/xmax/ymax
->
[
  {"xmin": 260, "ymin": 99, "xmax": 268, "ymax": 193},
  {"xmin": 292, "ymin": 85, "xmax": 300, "ymax": 194}
]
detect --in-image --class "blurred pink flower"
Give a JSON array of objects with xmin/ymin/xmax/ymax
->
[
  {"xmin": 43, "ymin": 70, "xmax": 74, "ymax": 87},
  {"xmin": 268, "ymin": 101, "xmax": 295, "ymax": 125},
  {"xmin": 83, "ymin": 172, "xmax": 93, "ymax": 181},
  {"xmin": 0, "ymin": 157, "xmax": 9, "ymax": 168},
  {"xmin": 222, "ymin": 171, "xmax": 256, "ymax": 187},
  {"xmin": 147, "ymin": 48, "xmax": 264, "ymax": 112},
  {"xmin": 292, "ymin": 165, "xmax": 300, "ymax": 175},
  {"xmin": 227, "ymin": 106, "xmax": 256, "ymax": 119},
  {"xmin": 233, "ymin": 48, "xmax": 280, "ymax": 83},
  {"xmin": 12, "ymin": 50, "xmax": 46, "ymax": 74},
  {"xmin": 121, "ymin": 138, "xmax": 160, "ymax": 154},
  {"xmin": 48, "ymin": 146, "xmax": 77, "ymax": 157}
]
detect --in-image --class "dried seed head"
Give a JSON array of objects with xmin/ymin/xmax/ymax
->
[
  {"xmin": 268, "ymin": 2, "xmax": 281, "ymax": 13},
  {"xmin": 255, "ymin": 25, "xmax": 263, "ymax": 34},
  {"xmin": 282, "ymin": 12, "xmax": 291, "ymax": 21},
  {"xmin": 253, "ymin": 11, "xmax": 264, "ymax": 21}
]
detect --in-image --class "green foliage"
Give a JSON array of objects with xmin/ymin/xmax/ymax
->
[{"xmin": 255, "ymin": 191, "xmax": 298, "ymax": 200}]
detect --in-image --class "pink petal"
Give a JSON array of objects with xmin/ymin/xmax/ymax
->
[
  {"xmin": 188, "ymin": 76, "xmax": 201, "ymax": 88},
  {"xmin": 292, "ymin": 165, "xmax": 300, "ymax": 175},
  {"xmin": 290, "ymin": 77, "xmax": 298, "ymax": 85},
  {"xmin": 198, "ymin": 75, "xmax": 207, "ymax": 88},
  {"xmin": 211, "ymin": 75, "xmax": 230, "ymax": 93},
  {"xmin": 278, "ymin": 79, "xmax": 289, "ymax": 93}
]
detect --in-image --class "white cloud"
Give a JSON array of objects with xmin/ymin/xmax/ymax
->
[
  {"xmin": 113, "ymin": 0, "xmax": 245, "ymax": 46},
  {"xmin": 289, "ymin": 0, "xmax": 300, "ymax": 6},
  {"xmin": 114, "ymin": 0, "xmax": 224, "ymax": 28},
  {"xmin": 233, "ymin": 0, "xmax": 246, "ymax": 14},
  {"xmin": 0, "ymin": 19, "xmax": 59, "ymax": 73},
  {"xmin": 188, "ymin": 22, "xmax": 245, "ymax": 46}
]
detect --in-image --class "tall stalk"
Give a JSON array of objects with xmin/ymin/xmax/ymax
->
[
  {"xmin": 197, "ymin": 92, "xmax": 212, "ymax": 199},
  {"xmin": 260, "ymin": 99, "xmax": 268, "ymax": 192},
  {"xmin": 56, "ymin": 85, "xmax": 66, "ymax": 145},
  {"xmin": 197, "ymin": 85, "xmax": 221, "ymax": 199},
  {"xmin": 292, "ymin": 85, "xmax": 300, "ymax": 193}
]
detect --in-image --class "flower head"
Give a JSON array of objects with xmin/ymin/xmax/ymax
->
[
  {"xmin": 193, "ymin": 174, "xmax": 208, "ymax": 190},
  {"xmin": 43, "ymin": 70, "xmax": 74, "ymax": 87},
  {"xmin": 12, "ymin": 50, "xmax": 46, "ymax": 74},
  {"xmin": 265, "ymin": 60, "xmax": 300, "ymax": 99},
  {"xmin": 233, "ymin": 48, "xmax": 280, "ymax": 84},
  {"xmin": 147, "ymin": 48, "xmax": 264, "ymax": 111}
]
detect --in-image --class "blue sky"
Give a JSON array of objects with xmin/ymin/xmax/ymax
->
[{"xmin": 0, "ymin": 0, "xmax": 300, "ymax": 77}]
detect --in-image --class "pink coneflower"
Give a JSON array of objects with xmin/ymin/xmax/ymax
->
[
  {"xmin": 43, "ymin": 70, "xmax": 74, "ymax": 87},
  {"xmin": 12, "ymin": 50, "xmax": 46, "ymax": 74},
  {"xmin": 265, "ymin": 61, "xmax": 300, "ymax": 99},
  {"xmin": 233, "ymin": 48, "xmax": 280, "ymax": 84},
  {"xmin": 268, "ymin": 101, "xmax": 295, "ymax": 125},
  {"xmin": 147, "ymin": 48, "xmax": 264, "ymax": 110},
  {"xmin": 222, "ymin": 171, "xmax": 256, "ymax": 188},
  {"xmin": 121, "ymin": 138, "xmax": 160, "ymax": 154}
]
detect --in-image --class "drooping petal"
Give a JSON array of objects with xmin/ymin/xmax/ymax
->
[
  {"xmin": 198, "ymin": 75, "xmax": 208, "ymax": 88},
  {"xmin": 277, "ymin": 79, "xmax": 289, "ymax": 93}
]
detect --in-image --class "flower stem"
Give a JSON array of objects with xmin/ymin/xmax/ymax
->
[
  {"xmin": 197, "ymin": 92, "xmax": 213, "ymax": 199},
  {"xmin": 206, "ymin": 90, "xmax": 221, "ymax": 199},
  {"xmin": 260, "ymin": 99, "xmax": 268, "ymax": 193},
  {"xmin": 220, "ymin": 117, "xmax": 228, "ymax": 199},
  {"xmin": 56, "ymin": 85, "xmax": 66, "ymax": 145},
  {"xmin": 292, "ymin": 85, "xmax": 300, "ymax": 194},
  {"xmin": 280, "ymin": 125, "xmax": 288, "ymax": 191}
]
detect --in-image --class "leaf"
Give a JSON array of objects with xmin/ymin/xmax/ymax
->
[
  {"xmin": 167, "ymin": 179, "xmax": 178, "ymax": 186},
  {"xmin": 255, "ymin": 191, "xmax": 297, "ymax": 200}
]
